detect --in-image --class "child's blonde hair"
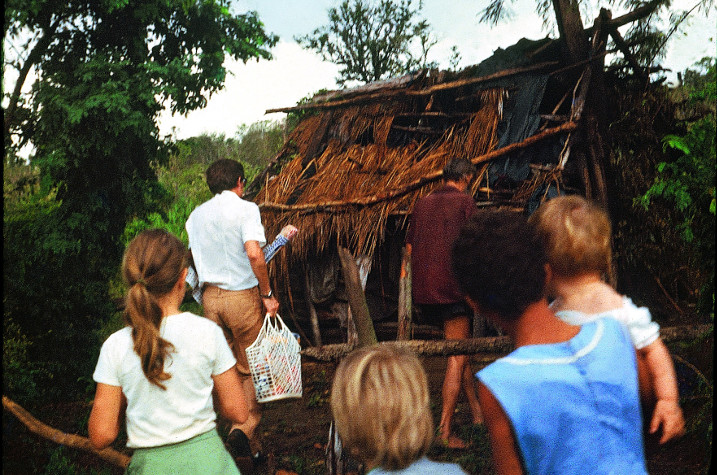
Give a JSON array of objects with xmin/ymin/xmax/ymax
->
[
  {"xmin": 122, "ymin": 229, "xmax": 187, "ymax": 389},
  {"xmin": 528, "ymin": 195, "xmax": 612, "ymax": 277},
  {"xmin": 330, "ymin": 344, "xmax": 433, "ymax": 471}
]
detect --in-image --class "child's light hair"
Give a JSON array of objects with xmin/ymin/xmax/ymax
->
[
  {"xmin": 330, "ymin": 344, "xmax": 433, "ymax": 471},
  {"xmin": 529, "ymin": 195, "xmax": 612, "ymax": 277}
]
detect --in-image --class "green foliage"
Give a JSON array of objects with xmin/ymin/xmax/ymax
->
[
  {"xmin": 3, "ymin": 1, "xmax": 277, "ymax": 402},
  {"xmin": 42, "ymin": 446, "xmax": 111, "ymax": 475},
  {"xmin": 121, "ymin": 132, "xmax": 268, "ymax": 246},
  {"xmin": 637, "ymin": 57, "xmax": 716, "ymax": 312},
  {"xmin": 3, "ymin": 317, "xmax": 52, "ymax": 404},
  {"xmin": 296, "ymin": 0, "xmax": 437, "ymax": 86},
  {"xmin": 236, "ymin": 120, "xmax": 287, "ymax": 168}
]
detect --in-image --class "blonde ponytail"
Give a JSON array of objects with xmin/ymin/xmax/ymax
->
[{"xmin": 121, "ymin": 230, "xmax": 187, "ymax": 389}]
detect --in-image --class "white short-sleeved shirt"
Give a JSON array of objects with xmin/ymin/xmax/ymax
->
[
  {"xmin": 186, "ymin": 190, "xmax": 267, "ymax": 291},
  {"xmin": 93, "ymin": 312, "xmax": 237, "ymax": 448},
  {"xmin": 555, "ymin": 296, "xmax": 660, "ymax": 350}
]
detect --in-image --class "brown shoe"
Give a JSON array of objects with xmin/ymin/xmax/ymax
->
[{"xmin": 226, "ymin": 429, "xmax": 252, "ymax": 458}]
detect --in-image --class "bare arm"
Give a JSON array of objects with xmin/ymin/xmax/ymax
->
[
  {"xmin": 477, "ymin": 382, "xmax": 524, "ymax": 475},
  {"xmin": 245, "ymin": 240, "xmax": 279, "ymax": 316},
  {"xmin": 639, "ymin": 338, "xmax": 685, "ymax": 443},
  {"xmin": 88, "ymin": 383, "xmax": 124, "ymax": 450},
  {"xmin": 212, "ymin": 367, "xmax": 249, "ymax": 425}
]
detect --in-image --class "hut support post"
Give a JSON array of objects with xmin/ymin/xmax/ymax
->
[
  {"xmin": 397, "ymin": 247, "xmax": 412, "ymax": 340},
  {"xmin": 338, "ymin": 247, "xmax": 377, "ymax": 347},
  {"xmin": 302, "ymin": 265, "xmax": 323, "ymax": 347}
]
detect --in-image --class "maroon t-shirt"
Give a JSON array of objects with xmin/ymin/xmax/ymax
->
[{"xmin": 406, "ymin": 185, "xmax": 476, "ymax": 305}]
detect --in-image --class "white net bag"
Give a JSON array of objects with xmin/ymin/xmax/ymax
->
[{"xmin": 245, "ymin": 314, "xmax": 302, "ymax": 403}]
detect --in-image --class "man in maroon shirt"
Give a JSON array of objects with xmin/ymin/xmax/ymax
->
[{"xmin": 405, "ymin": 157, "xmax": 483, "ymax": 449}]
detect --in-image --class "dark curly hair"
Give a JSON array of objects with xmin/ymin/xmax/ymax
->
[{"xmin": 451, "ymin": 210, "xmax": 547, "ymax": 321}]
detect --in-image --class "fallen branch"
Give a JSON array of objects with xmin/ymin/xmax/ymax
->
[
  {"xmin": 300, "ymin": 324, "xmax": 712, "ymax": 362},
  {"xmin": 2, "ymin": 396, "xmax": 131, "ymax": 469}
]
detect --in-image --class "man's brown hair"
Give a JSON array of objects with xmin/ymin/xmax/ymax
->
[{"xmin": 206, "ymin": 159, "xmax": 245, "ymax": 195}]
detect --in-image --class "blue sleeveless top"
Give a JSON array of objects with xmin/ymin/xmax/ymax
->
[{"xmin": 478, "ymin": 318, "xmax": 647, "ymax": 474}]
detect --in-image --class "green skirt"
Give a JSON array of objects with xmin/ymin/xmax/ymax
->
[{"xmin": 126, "ymin": 428, "xmax": 240, "ymax": 475}]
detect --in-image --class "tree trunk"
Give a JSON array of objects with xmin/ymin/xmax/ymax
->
[
  {"xmin": 337, "ymin": 246, "xmax": 377, "ymax": 347},
  {"xmin": 551, "ymin": 0, "xmax": 589, "ymax": 64},
  {"xmin": 4, "ymin": 23, "xmax": 58, "ymax": 142}
]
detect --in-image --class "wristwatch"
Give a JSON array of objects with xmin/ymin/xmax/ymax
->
[{"xmin": 260, "ymin": 289, "xmax": 273, "ymax": 299}]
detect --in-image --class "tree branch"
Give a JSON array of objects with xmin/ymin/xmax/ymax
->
[
  {"xmin": 2, "ymin": 396, "xmax": 131, "ymax": 469},
  {"xmin": 4, "ymin": 22, "xmax": 58, "ymax": 141}
]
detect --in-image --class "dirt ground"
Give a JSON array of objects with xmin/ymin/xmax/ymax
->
[{"xmin": 2, "ymin": 336, "xmax": 713, "ymax": 475}]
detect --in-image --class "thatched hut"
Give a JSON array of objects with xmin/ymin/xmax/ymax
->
[{"xmin": 246, "ymin": 37, "xmax": 603, "ymax": 344}]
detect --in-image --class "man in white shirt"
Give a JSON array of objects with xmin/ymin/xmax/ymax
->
[{"xmin": 186, "ymin": 158, "xmax": 279, "ymax": 458}]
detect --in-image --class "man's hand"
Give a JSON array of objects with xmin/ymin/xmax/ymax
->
[
  {"xmin": 279, "ymin": 224, "xmax": 299, "ymax": 240},
  {"xmin": 650, "ymin": 398, "xmax": 685, "ymax": 444},
  {"xmin": 262, "ymin": 295, "xmax": 279, "ymax": 316}
]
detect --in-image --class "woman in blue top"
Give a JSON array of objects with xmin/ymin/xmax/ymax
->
[{"xmin": 451, "ymin": 211, "xmax": 653, "ymax": 475}]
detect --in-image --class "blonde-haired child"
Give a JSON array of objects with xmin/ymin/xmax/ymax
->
[
  {"xmin": 330, "ymin": 344, "xmax": 467, "ymax": 474},
  {"xmin": 89, "ymin": 229, "xmax": 248, "ymax": 474},
  {"xmin": 529, "ymin": 195, "xmax": 685, "ymax": 443}
]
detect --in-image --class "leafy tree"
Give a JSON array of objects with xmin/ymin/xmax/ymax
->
[
  {"xmin": 478, "ymin": 0, "xmax": 714, "ymax": 70},
  {"xmin": 638, "ymin": 57, "xmax": 715, "ymax": 312},
  {"xmin": 236, "ymin": 120, "xmax": 286, "ymax": 168},
  {"xmin": 3, "ymin": 0, "xmax": 277, "ymax": 400},
  {"xmin": 296, "ymin": 0, "xmax": 437, "ymax": 86}
]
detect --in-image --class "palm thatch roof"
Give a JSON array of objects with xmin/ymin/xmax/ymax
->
[{"xmin": 256, "ymin": 87, "xmax": 505, "ymax": 260}]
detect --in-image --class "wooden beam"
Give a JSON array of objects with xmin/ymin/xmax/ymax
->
[
  {"xmin": 265, "ymin": 61, "xmax": 558, "ymax": 114},
  {"xmin": 300, "ymin": 323, "xmax": 712, "ymax": 361},
  {"xmin": 258, "ymin": 121, "xmax": 578, "ymax": 212}
]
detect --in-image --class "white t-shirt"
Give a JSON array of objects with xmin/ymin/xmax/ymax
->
[
  {"xmin": 93, "ymin": 312, "xmax": 237, "ymax": 448},
  {"xmin": 555, "ymin": 296, "xmax": 660, "ymax": 350},
  {"xmin": 186, "ymin": 190, "xmax": 267, "ymax": 291}
]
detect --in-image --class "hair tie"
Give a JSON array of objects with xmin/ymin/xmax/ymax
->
[{"xmin": 136, "ymin": 278, "xmax": 147, "ymax": 286}]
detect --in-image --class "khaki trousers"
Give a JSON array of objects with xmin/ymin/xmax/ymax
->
[{"xmin": 202, "ymin": 285, "xmax": 264, "ymax": 449}]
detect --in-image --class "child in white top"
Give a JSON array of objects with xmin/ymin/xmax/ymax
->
[
  {"xmin": 529, "ymin": 195, "xmax": 685, "ymax": 444},
  {"xmin": 89, "ymin": 229, "xmax": 248, "ymax": 474}
]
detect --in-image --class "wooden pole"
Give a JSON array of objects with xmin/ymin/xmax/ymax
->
[
  {"xmin": 337, "ymin": 246, "xmax": 377, "ymax": 347},
  {"xmin": 300, "ymin": 324, "xmax": 712, "ymax": 362},
  {"xmin": 302, "ymin": 264, "xmax": 323, "ymax": 347},
  {"xmin": 397, "ymin": 248, "xmax": 412, "ymax": 340}
]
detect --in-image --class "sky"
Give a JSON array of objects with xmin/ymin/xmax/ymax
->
[{"xmin": 158, "ymin": 0, "xmax": 716, "ymax": 141}]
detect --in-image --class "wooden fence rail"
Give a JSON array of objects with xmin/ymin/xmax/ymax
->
[{"xmin": 300, "ymin": 323, "xmax": 713, "ymax": 362}]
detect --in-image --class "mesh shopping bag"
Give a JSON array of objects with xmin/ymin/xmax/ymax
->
[{"xmin": 245, "ymin": 314, "xmax": 302, "ymax": 402}]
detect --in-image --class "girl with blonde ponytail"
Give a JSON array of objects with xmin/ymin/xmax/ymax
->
[{"xmin": 89, "ymin": 229, "xmax": 248, "ymax": 474}]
